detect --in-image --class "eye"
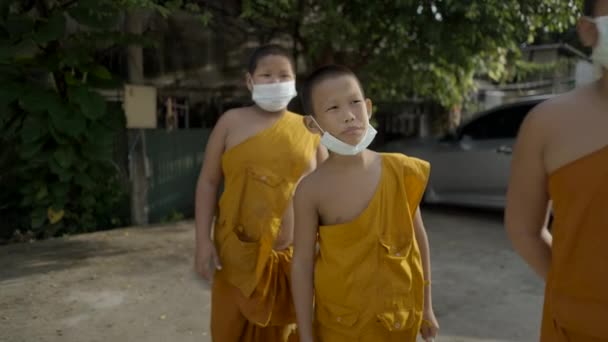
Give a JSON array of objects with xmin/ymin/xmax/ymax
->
[
  {"xmin": 325, "ymin": 106, "xmax": 338, "ymax": 112},
  {"xmin": 351, "ymin": 100, "xmax": 362, "ymax": 104}
]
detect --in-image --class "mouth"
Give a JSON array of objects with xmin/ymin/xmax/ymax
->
[{"xmin": 342, "ymin": 126, "xmax": 364, "ymax": 135}]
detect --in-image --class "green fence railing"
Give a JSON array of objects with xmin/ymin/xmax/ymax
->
[{"xmin": 145, "ymin": 129, "xmax": 211, "ymax": 223}]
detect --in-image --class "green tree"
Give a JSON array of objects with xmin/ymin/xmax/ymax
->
[
  {"xmin": 0, "ymin": 0, "xmax": 207, "ymax": 240},
  {"xmin": 234, "ymin": 0, "xmax": 584, "ymax": 106}
]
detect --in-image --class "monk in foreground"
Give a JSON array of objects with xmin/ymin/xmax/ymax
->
[
  {"xmin": 291, "ymin": 65, "xmax": 439, "ymax": 342},
  {"xmin": 194, "ymin": 44, "xmax": 325, "ymax": 341},
  {"xmin": 505, "ymin": 1, "xmax": 608, "ymax": 341}
]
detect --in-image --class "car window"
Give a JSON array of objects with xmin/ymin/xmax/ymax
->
[{"xmin": 460, "ymin": 103, "xmax": 538, "ymax": 140}]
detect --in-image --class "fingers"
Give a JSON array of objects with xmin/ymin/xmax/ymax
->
[
  {"xmin": 212, "ymin": 247, "xmax": 222, "ymax": 270},
  {"xmin": 194, "ymin": 260, "xmax": 210, "ymax": 281},
  {"xmin": 420, "ymin": 325, "xmax": 431, "ymax": 340},
  {"xmin": 194, "ymin": 256, "xmax": 215, "ymax": 282},
  {"xmin": 420, "ymin": 321, "xmax": 438, "ymax": 341}
]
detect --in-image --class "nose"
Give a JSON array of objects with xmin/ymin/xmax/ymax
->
[
  {"xmin": 270, "ymin": 77, "xmax": 281, "ymax": 83},
  {"xmin": 342, "ymin": 110, "xmax": 356, "ymax": 123}
]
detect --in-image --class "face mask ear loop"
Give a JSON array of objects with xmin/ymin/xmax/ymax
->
[{"xmin": 308, "ymin": 116, "xmax": 326, "ymax": 134}]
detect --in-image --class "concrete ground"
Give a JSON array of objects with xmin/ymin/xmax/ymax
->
[{"xmin": 0, "ymin": 207, "xmax": 545, "ymax": 342}]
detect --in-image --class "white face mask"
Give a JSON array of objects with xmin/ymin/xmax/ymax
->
[
  {"xmin": 310, "ymin": 118, "xmax": 377, "ymax": 156},
  {"xmin": 590, "ymin": 16, "xmax": 608, "ymax": 68},
  {"xmin": 251, "ymin": 80, "xmax": 297, "ymax": 112}
]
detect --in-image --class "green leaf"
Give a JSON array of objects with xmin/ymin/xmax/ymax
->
[
  {"xmin": 87, "ymin": 121, "xmax": 113, "ymax": 146},
  {"xmin": 5, "ymin": 16, "xmax": 35, "ymax": 39},
  {"xmin": 197, "ymin": 11, "xmax": 212, "ymax": 26},
  {"xmin": 19, "ymin": 89, "xmax": 61, "ymax": 114},
  {"xmin": 20, "ymin": 116, "xmax": 48, "ymax": 143},
  {"xmin": 2, "ymin": 39, "xmax": 40, "ymax": 61},
  {"xmin": 50, "ymin": 182, "xmax": 70, "ymax": 200},
  {"xmin": 31, "ymin": 207, "xmax": 47, "ymax": 229},
  {"xmin": 61, "ymin": 49, "xmax": 92, "ymax": 68},
  {"xmin": 21, "ymin": 194, "xmax": 34, "ymax": 206},
  {"xmin": 19, "ymin": 140, "xmax": 45, "ymax": 159},
  {"xmin": 69, "ymin": 86, "xmax": 106, "ymax": 120},
  {"xmin": 53, "ymin": 147, "xmax": 75, "ymax": 168},
  {"xmin": 105, "ymin": 103, "xmax": 126, "ymax": 129},
  {"xmin": 74, "ymin": 172, "xmax": 95, "ymax": 189},
  {"xmin": 67, "ymin": 0, "xmax": 120, "ymax": 29},
  {"xmin": 48, "ymin": 154, "xmax": 68, "ymax": 177},
  {"xmin": 82, "ymin": 195, "xmax": 96, "ymax": 207},
  {"xmin": 49, "ymin": 105, "xmax": 86, "ymax": 138},
  {"xmin": 0, "ymin": 85, "xmax": 21, "ymax": 108},
  {"xmin": 65, "ymin": 73, "xmax": 79, "ymax": 86},
  {"xmin": 48, "ymin": 124, "xmax": 70, "ymax": 145},
  {"xmin": 34, "ymin": 13, "xmax": 66, "ymax": 44},
  {"xmin": 89, "ymin": 65, "xmax": 112, "ymax": 80},
  {"xmin": 35, "ymin": 185, "xmax": 49, "ymax": 200},
  {"xmin": 0, "ymin": 112, "xmax": 21, "ymax": 142}
]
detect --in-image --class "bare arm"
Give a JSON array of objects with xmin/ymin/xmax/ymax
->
[
  {"xmin": 194, "ymin": 114, "xmax": 230, "ymax": 280},
  {"xmin": 505, "ymin": 110, "xmax": 551, "ymax": 280},
  {"xmin": 292, "ymin": 179, "xmax": 319, "ymax": 342}
]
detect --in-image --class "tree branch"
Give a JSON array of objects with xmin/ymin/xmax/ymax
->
[{"xmin": 58, "ymin": 0, "xmax": 79, "ymax": 10}]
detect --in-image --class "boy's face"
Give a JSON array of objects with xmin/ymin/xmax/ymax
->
[
  {"xmin": 246, "ymin": 55, "xmax": 294, "ymax": 89},
  {"xmin": 579, "ymin": 0, "xmax": 608, "ymax": 48},
  {"xmin": 308, "ymin": 75, "xmax": 372, "ymax": 146}
]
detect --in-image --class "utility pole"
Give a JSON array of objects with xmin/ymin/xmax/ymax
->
[{"xmin": 126, "ymin": 10, "xmax": 149, "ymax": 226}]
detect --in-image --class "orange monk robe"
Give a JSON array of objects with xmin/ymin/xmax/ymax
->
[
  {"xmin": 211, "ymin": 112, "xmax": 319, "ymax": 342},
  {"xmin": 542, "ymin": 146, "xmax": 608, "ymax": 342},
  {"xmin": 313, "ymin": 153, "xmax": 430, "ymax": 342}
]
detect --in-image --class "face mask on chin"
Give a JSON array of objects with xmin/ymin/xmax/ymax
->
[{"xmin": 309, "ymin": 117, "xmax": 377, "ymax": 156}]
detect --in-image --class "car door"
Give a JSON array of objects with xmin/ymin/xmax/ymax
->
[{"xmin": 428, "ymin": 102, "xmax": 536, "ymax": 207}]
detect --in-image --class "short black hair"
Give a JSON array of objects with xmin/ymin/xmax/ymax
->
[
  {"xmin": 247, "ymin": 44, "xmax": 294, "ymax": 74},
  {"xmin": 301, "ymin": 64, "xmax": 365, "ymax": 116},
  {"xmin": 584, "ymin": 0, "xmax": 597, "ymax": 16}
]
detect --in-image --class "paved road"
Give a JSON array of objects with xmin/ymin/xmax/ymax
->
[{"xmin": 0, "ymin": 207, "xmax": 544, "ymax": 342}]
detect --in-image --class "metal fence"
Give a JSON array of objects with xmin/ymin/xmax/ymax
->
[{"xmin": 145, "ymin": 129, "xmax": 211, "ymax": 223}]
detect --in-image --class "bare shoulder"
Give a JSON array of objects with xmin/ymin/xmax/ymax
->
[
  {"xmin": 216, "ymin": 107, "xmax": 250, "ymax": 129},
  {"xmin": 517, "ymin": 93, "xmax": 575, "ymax": 147},
  {"xmin": 525, "ymin": 89, "xmax": 587, "ymax": 128},
  {"xmin": 296, "ymin": 166, "xmax": 324, "ymax": 199}
]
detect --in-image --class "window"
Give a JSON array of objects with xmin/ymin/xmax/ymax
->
[{"xmin": 460, "ymin": 103, "xmax": 538, "ymax": 140}]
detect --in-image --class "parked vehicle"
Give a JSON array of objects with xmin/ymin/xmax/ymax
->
[{"xmin": 379, "ymin": 95, "xmax": 553, "ymax": 209}]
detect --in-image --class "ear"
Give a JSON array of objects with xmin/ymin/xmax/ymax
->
[
  {"xmin": 245, "ymin": 73, "xmax": 254, "ymax": 92},
  {"xmin": 303, "ymin": 116, "xmax": 322, "ymax": 135},
  {"xmin": 578, "ymin": 17, "xmax": 599, "ymax": 48},
  {"xmin": 365, "ymin": 98, "xmax": 373, "ymax": 120}
]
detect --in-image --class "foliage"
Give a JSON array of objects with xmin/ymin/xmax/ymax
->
[
  {"xmin": 232, "ymin": 0, "xmax": 584, "ymax": 106},
  {"xmin": 0, "ymin": 0, "xmax": 198, "ymax": 239},
  {"xmin": 161, "ymin": 209, "xmax": 185, "ymax": 223}
]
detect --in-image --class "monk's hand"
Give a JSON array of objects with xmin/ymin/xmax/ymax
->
[
  {"xmin": 420, "ymin": 307, "xmax": 439, "ymax": 342},
  {"xmin": 195, "ymin": 238, "xmax": 222, "ymax": 282}
]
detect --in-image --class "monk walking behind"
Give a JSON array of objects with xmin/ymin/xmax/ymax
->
[{"xmin": 194, "ymin": 44, "xmax": 325, "ymax": 342}]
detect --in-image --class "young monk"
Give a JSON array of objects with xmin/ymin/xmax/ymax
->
[
  {"xmin": 505, "ymin": 1, "xmax": 608, "ymax": 341},
  {"xmin": 291, "ymin": 65, "xmax": 440, "ymax": 342},
  {"xmin": 194, "ymin": 44, "xmax": 326, "ymax": 341}
]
